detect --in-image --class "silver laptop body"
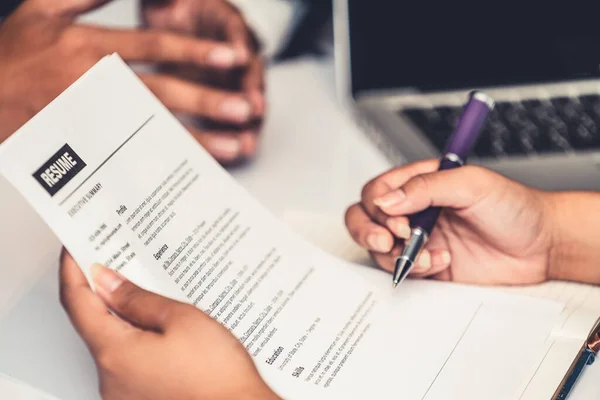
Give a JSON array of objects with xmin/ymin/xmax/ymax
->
[{"xmin": 333, "ymin": 0, "xmax": 600, "ymax": 190}]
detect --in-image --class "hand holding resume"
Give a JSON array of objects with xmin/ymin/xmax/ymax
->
[{"xmin": 0, "ymin": 54, "xmax": 586, "ymax": 400}]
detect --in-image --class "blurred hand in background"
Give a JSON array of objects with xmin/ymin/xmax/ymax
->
[
  {"xmin": 0, "ymin": 0, "xmax": 263, "ymax": 164},
  {"xmin": 142, "ymin": 0, "xmax": 266, "ymax": 165}
]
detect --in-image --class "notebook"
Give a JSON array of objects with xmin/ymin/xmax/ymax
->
[
  {"xmin": 282, "ymin": 210, "xmax": 600, "ymax": 399},
  {"xmin": 0, "ymin": 54, "xmax": 596, "ymax": 400}
]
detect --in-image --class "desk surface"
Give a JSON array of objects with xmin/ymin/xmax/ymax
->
[{"xmin": 0, "ymin": 1, "xmax": 598, "ymax": 398}]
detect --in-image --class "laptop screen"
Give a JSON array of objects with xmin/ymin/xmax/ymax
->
[{"xmin": 348, "ymin": 1, "xmax": 600, "ymax": 96}]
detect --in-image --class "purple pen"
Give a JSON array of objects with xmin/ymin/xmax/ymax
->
[{"xmin": 392, "ymin": 91, "xmax": 495, "ymax": 288}]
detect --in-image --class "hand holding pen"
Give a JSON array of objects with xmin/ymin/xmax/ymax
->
[
  {"xmin": 344, "ymin": 91, "xmax": 577, "ymax": 287},
  {"xmin": 391, "ymin": 91, "xmax": 494, "ymax": 287}
]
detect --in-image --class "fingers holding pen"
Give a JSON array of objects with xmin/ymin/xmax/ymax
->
[
  {"xmin": 360, "ymin": 159, "xmax": 440, "ymax": 225},
  {"xmin": 373, "ymin": 166, "xmax": 492, "ymax": 217},
  {"xmin": 345, "ymin": 203, "xmax": 452, "ymax": 275},
  {"xmin": 348, "ymin": 162, "xmax": 463, "ymax": 277},
  {"xmin": 385, "ymin": 216, "xmax": 411, "ymax": 240},
  {"xmin": 370, "ymin": 247, "xmax": 451, "ymax": 276},
  {"xmin": 345, "ymin": 203, "xmax": 394, "ymax": 254}
]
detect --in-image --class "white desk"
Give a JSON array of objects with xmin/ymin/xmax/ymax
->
[{"xmin": 0, "ymin": 1, "xmax": 598, "ymax": 398}]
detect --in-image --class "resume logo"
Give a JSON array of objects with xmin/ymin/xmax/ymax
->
[{"xmin": 33, "ymin": 144, "xmax": 86, "ymax": 196}]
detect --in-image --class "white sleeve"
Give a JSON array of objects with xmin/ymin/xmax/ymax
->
[{"xmin": 228, "ymin": 0, "xmax": 306, "ymax": 59}]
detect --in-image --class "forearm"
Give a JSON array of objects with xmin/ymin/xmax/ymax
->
[{"xmin": 547, "ymin": 191, "xmax": 600, "ymax": 284}]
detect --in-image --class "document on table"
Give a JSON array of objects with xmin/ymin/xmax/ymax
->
[
  {"xmin": 0, "ymin": 54, "xmax": 565, "ymax": 400},
  {"xmin": 283, "ymin": 211, "xmax": 600, "ymax": 400}
]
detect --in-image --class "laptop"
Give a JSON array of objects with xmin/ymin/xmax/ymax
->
[{"xmin": 333, "ymin": 0, "xmax": 600, "ymax": 190}]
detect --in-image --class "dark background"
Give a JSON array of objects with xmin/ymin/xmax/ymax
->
[
  {"xmin": 349, "ymin": 0, "xmax": 600, "ymax": 95},
  {"xmin": 0, "ymin": 0, "xmax": 21, "ymax": 17}
]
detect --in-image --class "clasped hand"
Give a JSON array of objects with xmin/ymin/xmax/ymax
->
[
  {"xmin": 345, "ymin": 160, "xmax": 555, "ymax": 284},
  {"xmin": 60, "ymin": 250, "xmax": 280, "ymax": 400},
  {"xmin": 0, "ymin": 0, "xmax": 264, "ymax": 164}
]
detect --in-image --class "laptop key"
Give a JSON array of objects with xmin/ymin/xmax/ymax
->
[
  {"xmin": 490, "ymin": 137, "xmax": 508, "ymax": 156},
  {"xmin": 553, "ymin": 119, "xmax": 569, "ymax": 136},
  {"xmin": 431, "ymin": 130, "xmax": 452, "ymax": 151},
  {"xmin": 504, "ymin": 106, "xmax": 529, "ymax": 128},
  {"xmin": 578, "ymin": 94, "xmax": 600, "ymax": 106},
  {"xmin": 530, "ymin": 104, "xmax": 556, "ymax": 126},
  {"xmin": 518, "ymin": 133, "xmax": 536, "ymax": 154},
  {"xmin": 517, "ymin": 122, "xmax": 540, "ymax": 154},
  {"xmin": 435, "ymin": 106, "xmax": 461, "ymax": 129},
  {"xmin": 521, "ymin": 99, "xmax": 543, "ymax": 109},
  {"xmin": 494, "ymin": 102, "xmax": 513, "ymax": 114},
  {"xmin": 402, "ymin": 108, "xmax": 439, "ymax": 131},
  {"xmin": 570, "ymin": 124, "xmax": 598, "ymax": 149},
  {"xmin": 490, "ymin": 124, "xmax": 519, "ymax": 155},
  {"xmin": 580, "ymin": 114, "xmax": 597, "ymax": 132},
  {"xmin": 487, "ymin": 108, "xmax": 501, "ymax": 122},
  {"xmin": 403, "ymin": 96, "xmax": 600, "ymax": 158},
  {"xmin": 548, "ymin": 127, "xmax": 573, "ymax": 151},
  {"xmin": 403, "ymin": 107, "xmax": 457, "ymax": 151},
  {"xmin": 555, "ymin": 100, "xmax": 584, "ymax": 122},
  {"xmin": 550, "ymin": 97, "xmax": 571, "ymax": 107},
  {"xmin": 474, "ymin": 130, "xmax": 491, "ymax": 157},
  {"xmin": 579, "ymin": 95, "xmax": 600, "ymax": 121},
  {"xmin": 588, "ymin": 103, "xmax": 600, "ymax": 121},
  {"xmin": 424, "ymin": 110, "xmax": 443, "ymax": 129}
]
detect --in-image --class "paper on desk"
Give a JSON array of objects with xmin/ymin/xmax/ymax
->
[
  {"xmin": 282, "ymin": 210, "xmax": 600, "ymax": 328},
  {"xmin": 0, "ymin": 54, "xmax": 563, "ymax": 400},
  {"xmin": 283, "ymin": 210, "xmax": 600, "ymax": 399}
]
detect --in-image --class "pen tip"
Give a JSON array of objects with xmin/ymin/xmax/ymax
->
[{"xmin": 392, "ymin": 282, "xmax": 398, "ymax": 289}]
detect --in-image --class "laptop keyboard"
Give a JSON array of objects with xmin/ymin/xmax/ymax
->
[{"xmin": 401, "ymin": 94, "xmax": 600, "ymax": 157}]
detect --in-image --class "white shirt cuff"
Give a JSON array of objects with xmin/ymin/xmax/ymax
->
[{"xmin": 228, "ymin": 0, "xmax": 303, "ymax": 58}]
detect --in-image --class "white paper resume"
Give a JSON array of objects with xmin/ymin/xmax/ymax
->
[
  {"xmin": 0, "ymin": 55, "xmax": 380, "ymax": 399},
  {"xmin": 0, "ymin": 55, "xmax": 567, "ymax": 400}
]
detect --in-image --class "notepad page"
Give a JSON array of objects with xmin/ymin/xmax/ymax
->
[
  {"xmin": 496, "ymin": 272, "xmax": 600, "ymax": 399},
  {"xmin": 515, "ymin": 336, "xmax": 584, "ymax": 400},
  {"xmin": 502, "ymin": 283, "xmax": 600, "ymax": 399},
  {"xmin": 499, "ymin": 281, "xmax": 600, "ymax": 339},
  {"xmin": 343, "ymin": 279, "xmax": 564, "ymax": 400}
]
